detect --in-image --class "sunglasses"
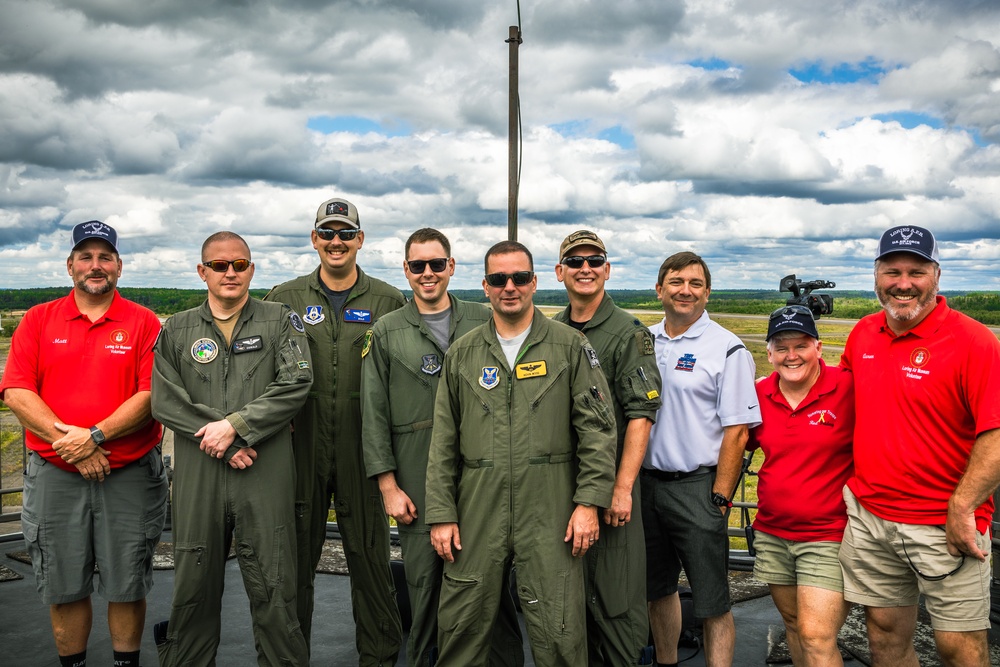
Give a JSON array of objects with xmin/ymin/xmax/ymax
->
[
  {"xmin": 485, "ymin": 271, "xmax": 534, "ymax": 287},
  {"xmin": 203, "ymin": 259, "xmax": 252, "ymax": 273},
  {"xmin": 315, "ymin": 228, "xmax": 360, "ymax": 242},
  {"xmin": 562, "ymin": 255, "xmax": 607, "ymax": 269},
  {"xmin": 407, "ymin": 258, "xmax": 449, "ymax": 274},
  {"xmin": 769, "ymin": 305, "xmax": 812, "ymax": 320}
]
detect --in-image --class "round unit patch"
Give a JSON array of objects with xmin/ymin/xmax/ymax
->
[
  {"xmin": 191, "ymin": 338, "xmax": 219, "ymax": 364},
  {"xmin": 110, "ymin": 329, "xmax": 130, "ymax": 345}
]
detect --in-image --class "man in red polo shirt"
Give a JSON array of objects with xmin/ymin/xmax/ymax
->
[
  {"xmin": 840, "ymin": 224, "xmax": 1000, "ymax": 667},
  {"xmin": 0, "ymin": 221, "xmax": 167, "ymax": 667}
]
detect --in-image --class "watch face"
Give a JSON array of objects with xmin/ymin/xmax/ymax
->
[{"xmin": 90, "ymin": 427, "xmax": 105, "ymax": 444}]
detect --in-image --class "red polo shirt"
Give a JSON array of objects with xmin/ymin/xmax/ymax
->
[
  {"xmin": 0, "ymin": 290, "xmax": 162, "ymax": 471},
  {"xmin": 748, "ymin": 361, "xmax": 855, "ymax": 541},
  {"xmin": 841, "ymin": 296, "xmax": 1000, "ymax": 532}
]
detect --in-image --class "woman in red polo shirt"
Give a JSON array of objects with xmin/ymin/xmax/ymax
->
[{"xmin": 748, "ymin": 306, "xmax": 855, "ymax": 667}]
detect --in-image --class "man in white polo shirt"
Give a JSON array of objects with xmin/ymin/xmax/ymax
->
[{"xmin": 641, "ymin": 251, "xmax": 761, "ymax": 667}]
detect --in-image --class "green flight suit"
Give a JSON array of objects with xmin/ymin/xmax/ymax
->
[
  {"xmin": 425, "ymin": 309, "xmax": 618, "ymax": 667},
  {"xmin": 555, "ymin": 293, "xmax": 662, "ymax": 666},
  {"xmin": 151, "ymin": 298, "xmax": 313, "ymax": 667},
  {"xmin": 361, "ymin": 296, "xmax": 525, "ymax": 667},
  {"xmin": 265, "ymin": 266, "xmax": 404, "ymax": 665}
]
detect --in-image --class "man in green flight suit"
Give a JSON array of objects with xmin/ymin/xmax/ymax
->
[
  {"xmin": 265, "ymin": 197, "xmax": 405, "ymax": 664},
  {"xmin": 361, "ymin": 228, "xmax": 524, "ymax": 667},
  {"xmin": 426, "ymin": 240, "xmax": 618, "ymax": 667},
  {"xmin": 152, "ymin": 231, "xmax": 312, "ymax": 666},
  {"xmin": 554, "ymin": 230, "xmax": 662, "ymax": 666}
]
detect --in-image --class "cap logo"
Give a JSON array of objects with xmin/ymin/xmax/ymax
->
[
  {"xmin": 326, "ymin": 201, "xmax": 349, "ymax": 216},
  {"xmin": 81, "ymin": 221, "xmax": 111, "ymax": 238},
  {"xmin": 889, "ymin": 226, "xmax": 924, "ymax": 248}
]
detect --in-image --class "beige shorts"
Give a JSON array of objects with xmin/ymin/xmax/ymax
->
[
  {"xmin": 752, "ymin": 529, "xmax": 844, "ymax": 593},
  {"xmin": 839, "ymin": 487, "xmax": 991, "ymax": 632}
]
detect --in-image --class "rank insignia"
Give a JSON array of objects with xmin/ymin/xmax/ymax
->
[
  {"xmin": 361, "ymin": 329, "xmax": 373, "ymax": 358},
  {"xmin": 479, "ymin": 366, "xmax": 500, "ymax": 390},
  {"xmin": 421, "ymin": 354, "xmax": 442, "ymax": 375},
  {"xmin": 344, "ymin": 308, "xmax": 372, "ymax": 323},
  {"xmin": 191, "ymin": 338, "xmax": 219, "ymax": 364},
  {"xmin": 289, "ymin": 312, "xmax": 305, "ymax": 333},
  {"xmin": 515, "ymin": 360, "xmax": 547, "ymax": 379},
  {"xmin": 303, "ymin": 305, "xmax": 325, "ymax": 325}
]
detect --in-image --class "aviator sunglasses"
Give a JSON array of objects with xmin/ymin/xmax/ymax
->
[
  {"xmin": 203, "ymin": 259, "xmax": 252, "ymax": 272},
  {"xmin": 484, "ymin": 271, "xmax": 535, "ymax": 287},
  {"xmin": 562, "ymin": 255, "xmax": 607, "ymax": 269},
  {"xmin": 315, "ymin": 228, "xmax": 360, "ymax": 242},
  {"xmin": 407, "ymin": 258, "xmax": 450, "ymax": 273}
]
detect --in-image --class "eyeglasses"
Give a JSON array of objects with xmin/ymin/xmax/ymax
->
[
  {"xmin": 485, "ymin": 271, "xmax": 534, "ymax": 287},
  {"xmin": 562, "ymin": 255, "xmax": 607, "ymax": 269},
  {"xmin": 407, "ymin": 258, "xmax": 449, "ymax": 274},
  {"xmin": 900, "ymin": 534, "xmax": 966, "ymax": 581},
  {"xmin": 315, "ymin": 228, "xmax": 360, "ymax": 242},
  {"xmin": 769, "ymin": 305, "xmax": 812, "ymax": 320},
  {"xmin": 203, "ymin": 259, "xmax": 252, "ymax": 273}
]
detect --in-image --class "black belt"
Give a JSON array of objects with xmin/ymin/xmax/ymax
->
[{"xmin": 641, "ymin": 465, "xmax": 716, "ymax": 481}]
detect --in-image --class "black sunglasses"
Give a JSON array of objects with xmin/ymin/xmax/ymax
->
[
  {"xmin": 900, "ymin": 533, "xmax": 966, "ymax": 581},
  {"xmin": 203, "ymin": 259, "xmax": 252, "ymax": 273},
  {"xmin": 562, "ymin": 255, "xmax": 607, "ymax": 269},
  {"xmin": 485, "ymin": 271, "xmax": 534, "ymax": 287},
  {"xmin": 315, "ymin": 228, "xmax": 360, "ymax": 242},
  {"xmin": 769, "ymin": 305, "xmax": 812, "ymax": 320},
  {"xmin": 407, "ymin": 258, "xmax": 449, "ymax": 274}
]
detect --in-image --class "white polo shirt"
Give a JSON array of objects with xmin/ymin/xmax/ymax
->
[{"xmin": 645, "ymin": 310, "xmax": 761, "ymax": 473}]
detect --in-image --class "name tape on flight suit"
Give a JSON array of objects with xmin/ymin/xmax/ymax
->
[{"xmin": 515, "ymin": 361, "xmax": 547, "ymax": 379}]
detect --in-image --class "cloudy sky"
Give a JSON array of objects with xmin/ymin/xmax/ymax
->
[{"xmin": 2, "ymin": 1, "xmax": 999, "ymax": 294}]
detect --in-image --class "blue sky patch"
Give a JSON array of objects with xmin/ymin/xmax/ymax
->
[
  {"xmin": 790, "ymin": 58, "xmax": 888, "ymax": 84},
  {"xmin": 598, "ymin": 125, "xmax": 636, "ymax": 149},
  {"xmin": 307, "ymin": 115, "xmax": 411, "ymax": 137},
  {"xmin": 687, "ymin": 57, "xmax": 734, "ymax": 71},
  {"xmin": 872, "ymin": 111, "xmax": 943, "ymax": 130}
]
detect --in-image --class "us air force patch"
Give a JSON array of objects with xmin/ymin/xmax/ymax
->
[
  {"xmin": 361, "ymin": 329, "xmax": 374, "ymax": 358},
  {"xmin": 479, "ymin": 366, "xmax": 500, "ymax": 389},
  {"xmin": 583, "ymin": 344, "xmax": 601, "ymax": 368},
  {"xmin": 191, "ymin": 338, "xmax": 219, "ymax": 364},
  {"xmin": 515, "ymin": 361, "xmax": 547, "ymax": 379},
  {"xmin": 421, "ymin": 354, "xmax": 442, "ymax": 375},
  {"xmin": 303, "ymin": 305, "xmax": 325, "ymax": 325},
  {"xmin": 289, "ymin": 311, "xmax": 305, "ymax": 333}
]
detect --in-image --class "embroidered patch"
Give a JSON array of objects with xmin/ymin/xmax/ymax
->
[
  {"xmin": 479, "ymin": 366, "xmax": 500, "ymax": 390},
  {"xmin": 647, "ymin": 390, "xmax": 660, "ymax": 400},
  {"xmin": 233, "ymin": 335, "xmax": 263, "ymax": 354},
  {"xmin": 191, "ymin": 338, "xmax": 219, "ymax": 364},
  {"xmin": 808, "ymin": 409, "xmax": 836, "ymax": 427},
  {"xmin": 674, "ymin": 353, "xmax": 696, "ymax": 372},
  {"xmin": 636, "ymin": 330, "xmax": 654, "ymax": 356},
  {"xmin": 110, "ymin": 329, "xmax": 129, "ymax": 345},
  {"xmin": 583, "ymin": 344, "xmax": 601, "ymax": 368},
  {"xmin": 344, "ymin": 308, "xmax": 372, "ymax": 323},
  {"xmin": 421, "ymin": 354, "xmax": 442, "ymax": 375},
  {"xmin": 289, "ymin": 312, "xmax": 305, "ymax": 333},
  {"xmin": 910, "ymin": 347, "xmax": 930, "ymax": 367},
  {"xmin": 515, "ymin": 361, "xmax": 547, "ymax": 379},
  {"xmin": 298, "ymin": 360, "xmax": 310, "ymax": 369},
  {"xmin": 303, "ymin": 305, "xmax": 325, "ymax": 325},
  {"xmin": 361, "ymin": 329, "xmax": 374, "ymax": 358}
]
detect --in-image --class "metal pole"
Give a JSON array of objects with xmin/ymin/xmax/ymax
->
[{"xmin": 506, "ymin": 25, "xmax": 521, "ymax": 242}]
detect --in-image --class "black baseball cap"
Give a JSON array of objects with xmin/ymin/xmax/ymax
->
[
  {"xmin": 875, "ymin": 225, "xmax": 939, "ymax": 263},
  {"xmin": 71, "ymin": 220, "xmax": 119, "ymax": 253},
  {"xmin": 766, "ymin": 305, "xmax": 819, "ymax": 341}
]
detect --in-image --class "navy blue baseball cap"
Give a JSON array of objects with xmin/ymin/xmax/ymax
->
[
  {"xmin": 767, "ymin": 305, "xmax": 819, "ymax": 341},
  {"xmin": 71, "ymin": 220, "xmax": 119, "ymax": 253},
  {"xmin": 875, "ymin": 225, "xmax": 938, "ymax": 264}
]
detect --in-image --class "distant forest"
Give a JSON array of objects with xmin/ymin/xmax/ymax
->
[{"xmin": 2, "ymin": 287, "xmax": 1000, "ymax": 328}]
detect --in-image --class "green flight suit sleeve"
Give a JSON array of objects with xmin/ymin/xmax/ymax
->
[
  {"xmin": 225, "ymin": 311, "xmax": 313, "ymax": 447},
  {"xmin": 361, "ymin": 322, "xmax": 396, "ymax": 479},
  {"xmin": 424, "ymin": 352, "xmax": 462, "ymax": 525},
  {"xmin": 151, "ymin": 320, "xmax": 227, "ymax": 437},
  {"xmin": 615, "ymin": 327, "xmax": 662, "ymax": 422},
  {"xmin": 570, "ymin": 340, "xmax": 617, "ymax": 508}
]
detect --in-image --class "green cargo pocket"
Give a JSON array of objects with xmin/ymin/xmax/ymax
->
[
  {"xmin": 517, "ymin": 570, "xmax": 569, "ymax": 651},
  {"xmin": 172, "ymin": 543, "xmax": 207, "ymax": 606},
  {"xmin": 237, "ymin": 541, "xmax": 271, "ymax": 605},
  {"xmin": 593, "ymin": 544, "xmax": 630, "ymax": 618},
  {"xmin": 438, "ymin": 571, "xmax": 485, "ymax": 636}
]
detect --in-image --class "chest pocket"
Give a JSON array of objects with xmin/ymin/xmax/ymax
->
[{"xmin": 527, "ymin": 361, "xmax": 571, "ymax": 458}]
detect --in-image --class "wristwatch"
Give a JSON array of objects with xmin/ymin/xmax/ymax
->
[
  {"xmin": 90, "ymin": 426, "xmax": 106, "ymax": 446},
  {"xmin": 710, "ymin": 492, "xmax": 732, "ymax": 508}
]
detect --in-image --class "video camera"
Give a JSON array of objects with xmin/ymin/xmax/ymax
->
[{"xmin": 779, "ymin": 274, "xmax": 835, "ymax": 319}]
